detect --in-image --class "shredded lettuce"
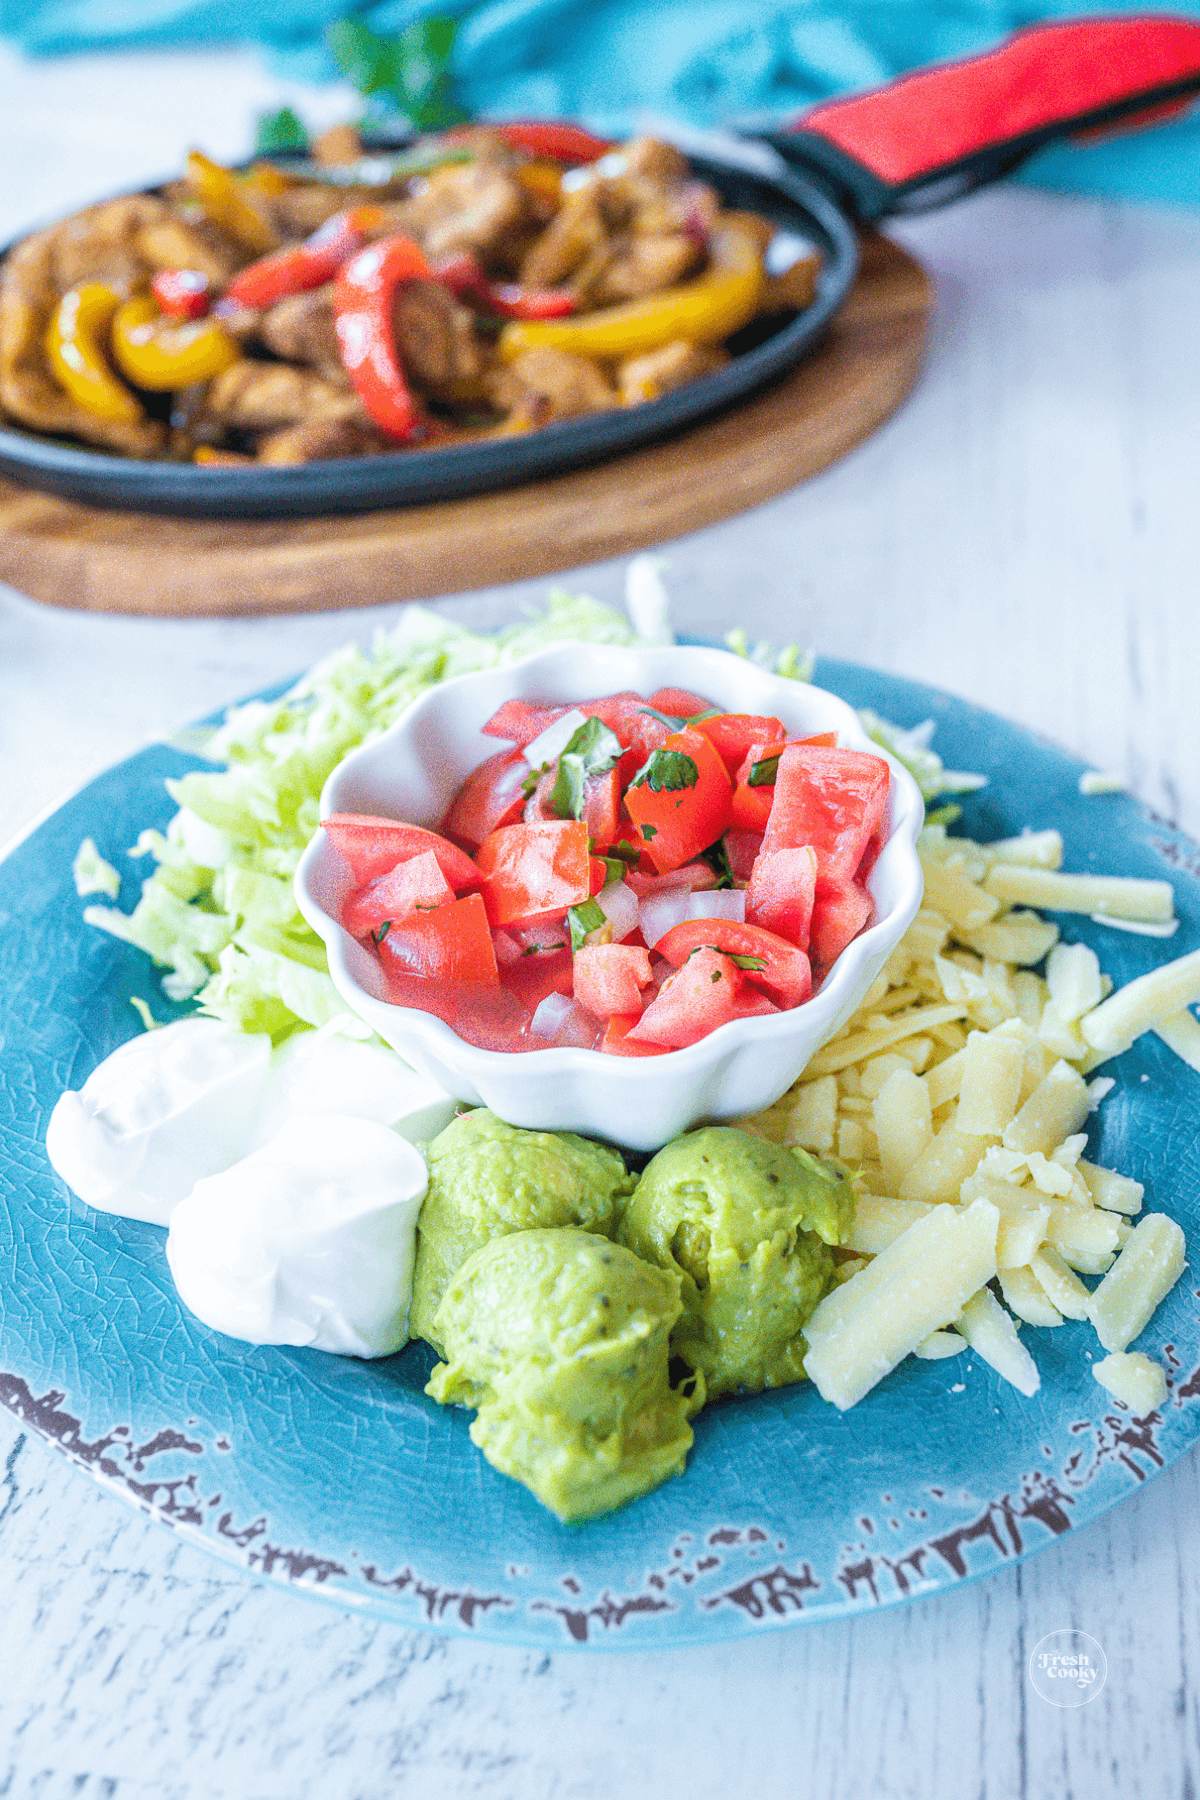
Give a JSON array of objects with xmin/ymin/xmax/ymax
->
[
  {"xmin": 79, "ymin": 580, "xmax": 984, "ymax": 1037},
  {"xmin": 857, "ymin": 710, "xmax": 987, "ymax": 804},
  {"xmin": 72, "ymin": 838, "xmax": 121, "ymax": 899}
]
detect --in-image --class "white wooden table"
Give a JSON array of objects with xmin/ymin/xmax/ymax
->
[{"xmin": 2, "ymin": 44, "xmax": 1198, "ymax": 1800}]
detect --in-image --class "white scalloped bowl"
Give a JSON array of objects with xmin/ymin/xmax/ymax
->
[{"xmin": 295, "ymin": 644, "xmax": 924, "ymax": 1150}]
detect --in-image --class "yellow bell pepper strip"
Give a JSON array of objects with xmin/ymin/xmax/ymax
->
[
  {"xmin": 185, "ymin": 150, "xmax": 279, "ymax": 256},
  {"xmin": 242, "ymin": 161, "xmax": 290, "ymax": 196},
  {"xmin": 43, "ymin": 283, "xmax": 145, "ymax": 425},
  {"xmin": 497, "ymin": 220, "xmax": 765, "ymax": 364},
  {"xmin": 224, "ymin": 205, "xmax": 386, "ymax": 310},
  {"xmin": 515, "ymin": 160, "xmax": 564, "ymax": 207},
  {"xmin": 110, "ymin": 295, "xmax": 239, "ymax": 391},
  {"xmin": 333, "ymin": 234, "xmax": 433, "ymax": 439}
]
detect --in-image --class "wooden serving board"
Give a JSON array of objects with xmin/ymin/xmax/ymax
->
[{"xmin": 0, "ymin": 234, "xmax": 932, "ymax": 618}]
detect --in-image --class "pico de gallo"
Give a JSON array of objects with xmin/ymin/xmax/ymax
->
[{"xmin": 327, "ymin": 688, "xmax": 890, "ymax": 1055}]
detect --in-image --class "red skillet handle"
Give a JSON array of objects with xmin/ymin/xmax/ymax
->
[{"xmin": 767, "ymin": 16, "xmax": 1200, "ymax": 220}]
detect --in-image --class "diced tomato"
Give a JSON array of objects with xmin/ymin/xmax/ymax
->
[
  {"xmin": 500, "ymin": 947, "xmax": 575, "ymax": 1012},
  {"xmin": 582, "ymin": 767, "xmax": 620, "ymax": 848},
  {"xmin": 482, "ymin": 691, "xmax": 645, "ymax": 748},
  {"xmin": 481, "ymin": 698, "xmax": 571, "ymax": 745},
  {"xmin": 694, "ymin": 712, "xmax": 787, "ymax": 774},
  {"xmin": 654, "ymin": 918, "xmax": 812, "ymax": 1008},
  {"xmin": 761, "ymin": 746, "xmax": 890, "ymax": 884},
  {"xmin": 628, "ymin": 947, "xmax": 779, "ymax": 1048},
  {"xmin": 492, "ymin": 929, "xmax": 523, "ymax": 968},
  {"xmin": 573, "ymin": 943, "xmax": 653, "ymax": 1017},
  {"xmin": 729, "ymin": 784, "xmax": 773, "ymax": 834},
  {"xmin": 508, "ymin": 918, "xmax": 572, "ymax": 953},
  {"xmin": 476, "ymin": 818, "xmax": 592, "ymax": 927},
  {"xmin": 624, "ymin": 860, "xmax": 720, "ymax": 898},
  {"xmin": 857, "ymin": 830, "xmax": 884, "ymax": 882},
  {"xmin": 589, "ymin": 857, "xmax": 608, "ymax": 895},
  {"xmin": 728, "ymin": 738, "xmax": 787, "ymax": 833},
  {"xmin": 809, "ymin": 878, "xmax": 874, "ymax": 968},
  {"xmin": 440, "ymin": 749, "xmax": 528, "ymax": 849},
  {"xmin": 377, "ymin": 891, "xmax": 498, "ymax": 985},
  {"xmin": 623, "ymin": 727, "xmax": 733, "ymax": 874},
  {"xmin": 599, "ymin": 1013, "xmax": 667, "ymax": 1057},
  {"xmin": 724, "ymin": 829, "xmax": 763, "ymax": 882},
  {"xmin": 383, "ymin": 967, "xmax": 531, "ymax": 1052},
  {"xmin": 745, "ymin": 846, "xmax": 817, "ymax": 949},
  {"xmin": 323, "ymin": 813, "xmax": 479, "ymax": 890},
  {"xmin": 343, "ymin": 849, "xmax": 454, "ymax": 938},
  {"xmin": 647, "ymin": 686, "xmax": 716, "ymax": 719}
]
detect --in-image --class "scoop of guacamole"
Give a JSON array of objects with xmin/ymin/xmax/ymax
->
[
  {"xmin": 617, "ymin": 1127, "xmax": 853, "ymax": 1398},
  {"xmin": 409, "ymin": 1110, "xmax": 636, "ymax": 1351},
  {"xmin": 427, "ymin": 1227, "xmax": 694, "ymax": 1522}
]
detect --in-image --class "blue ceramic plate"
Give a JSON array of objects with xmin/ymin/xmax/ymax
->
[{"xmin": 2, "ymin": 658, "xmax": 1198, "ymax": 1649}]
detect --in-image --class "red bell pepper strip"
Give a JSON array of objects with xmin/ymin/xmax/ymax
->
[
  {"xmin": 433, "ymin": 253, "xmax": 577, "ymax": 321},
  {"xmin": 225, "ymin": 205, "xmax": 386, "ymax": 310},
  {"xmin": 150, "ymin": 269, "xmax": 211, "ymax": 320},
  {"xmin": 443, "ymin": 121, "xmax": 613, "ymax": 165},
  {"xmin": 333, "ymin": 234, "xmax": 432, "ymax": 440}
]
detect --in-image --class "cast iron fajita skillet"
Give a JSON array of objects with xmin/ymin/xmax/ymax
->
[{"xmin": 2, "ymin": 14, "xmax": 1199, "ymax": 520}]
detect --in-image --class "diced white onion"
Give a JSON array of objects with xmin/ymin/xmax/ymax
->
[
  {"xmin": 530, "ymin": 993, "xmax": 574, "ymax": 1038},
  {"xmin": 492, "ymin": 930, "xmax": 522, "ymax": 969},
  {"xmin": 596, "ymin": 879, "xmax": 639, "ymax": 943},
  {"xmin": 530, "ymin": 993, "xmax": 596, "ymax": 1048},
  {"xmin": 640, "ymin": 887, "xmax": 746, "ymax": 947},
  {"xmin": 521, "ymin": 708, "xmax": 589, "ymax": 770}
]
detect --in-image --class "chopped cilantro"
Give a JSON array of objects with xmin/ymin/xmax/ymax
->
[
  {"xmin": 628, "ymin": 749, "xmax": 699, "ymax": 793},
  {"xmin": 697, "ymin": 836, "xmax": 734, "ymax": 888},
  {"xmin": 747, "ymin": 753, "xmax": 781, "ymax": 788},
  {"xmin": 551, "ymin": 717, "xmax": 623, "ymax": 821},
  {"xmin": 567, "ymin": 897, "xmax": 608, "ymax": 951},
  {"xmin": 729, "ymin": 953, "xmax": 768, "ymax": 972},
  {"xmin": 371, "ymin": 920, "xmax": 391, "ymax": 944}
]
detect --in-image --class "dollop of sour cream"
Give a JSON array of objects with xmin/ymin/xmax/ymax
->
[
  {"xmin": 46, "ymin": 1017, "xmax": 461, "ymax": 1356},
  {"xmin": 45, "ymin": 1018, "xmax": 274, "ymax": 1226},
  {"xmin": 167, "ymin": 1115, "xmax": 428, "ymax": 1356},
  {"xmin": 45, "ymin": 1018, "xmax": 457, "ymax": 1226}
]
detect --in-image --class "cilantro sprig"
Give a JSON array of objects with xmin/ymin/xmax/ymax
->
[{"xmin": 628, "ymin": 749, "xmax": 699, "ymax": 794}]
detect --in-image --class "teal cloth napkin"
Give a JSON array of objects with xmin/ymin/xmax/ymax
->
[{"xmin": 4, "ymin": 0, "xmax": 1200, "ymax": 201}]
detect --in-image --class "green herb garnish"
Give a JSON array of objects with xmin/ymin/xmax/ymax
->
[
  {"xmin": 747, "ymin": 753, "xmax": 781, "ymax": 788},
  {"xmin": 327, "ymin": 14, "xmax": 469, "ymax": 133},
  {"xmin": 697, "ymin": 836, "xmax": 734, "ymax": 889},
  {"xmin": 254, "ymin": 107, "xmax": 308, "ymax": 156},
  {"xmin": 371, "ymin": 920, "xmax": 391, "ymax": 944},
  {"xmin": 567, "ymin": 897, "xmax": 608, "ymax": 952},
  {"xmin": 550, "ymin": 717, "xmax": 622, "ymax": 821},
  {"xmin": 729, "ymin": 953, "xmax": 768, "ymax": 972},
  {"xmin": 628, "ymin": 749, "xmax": 699, "ymax": 794}
]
